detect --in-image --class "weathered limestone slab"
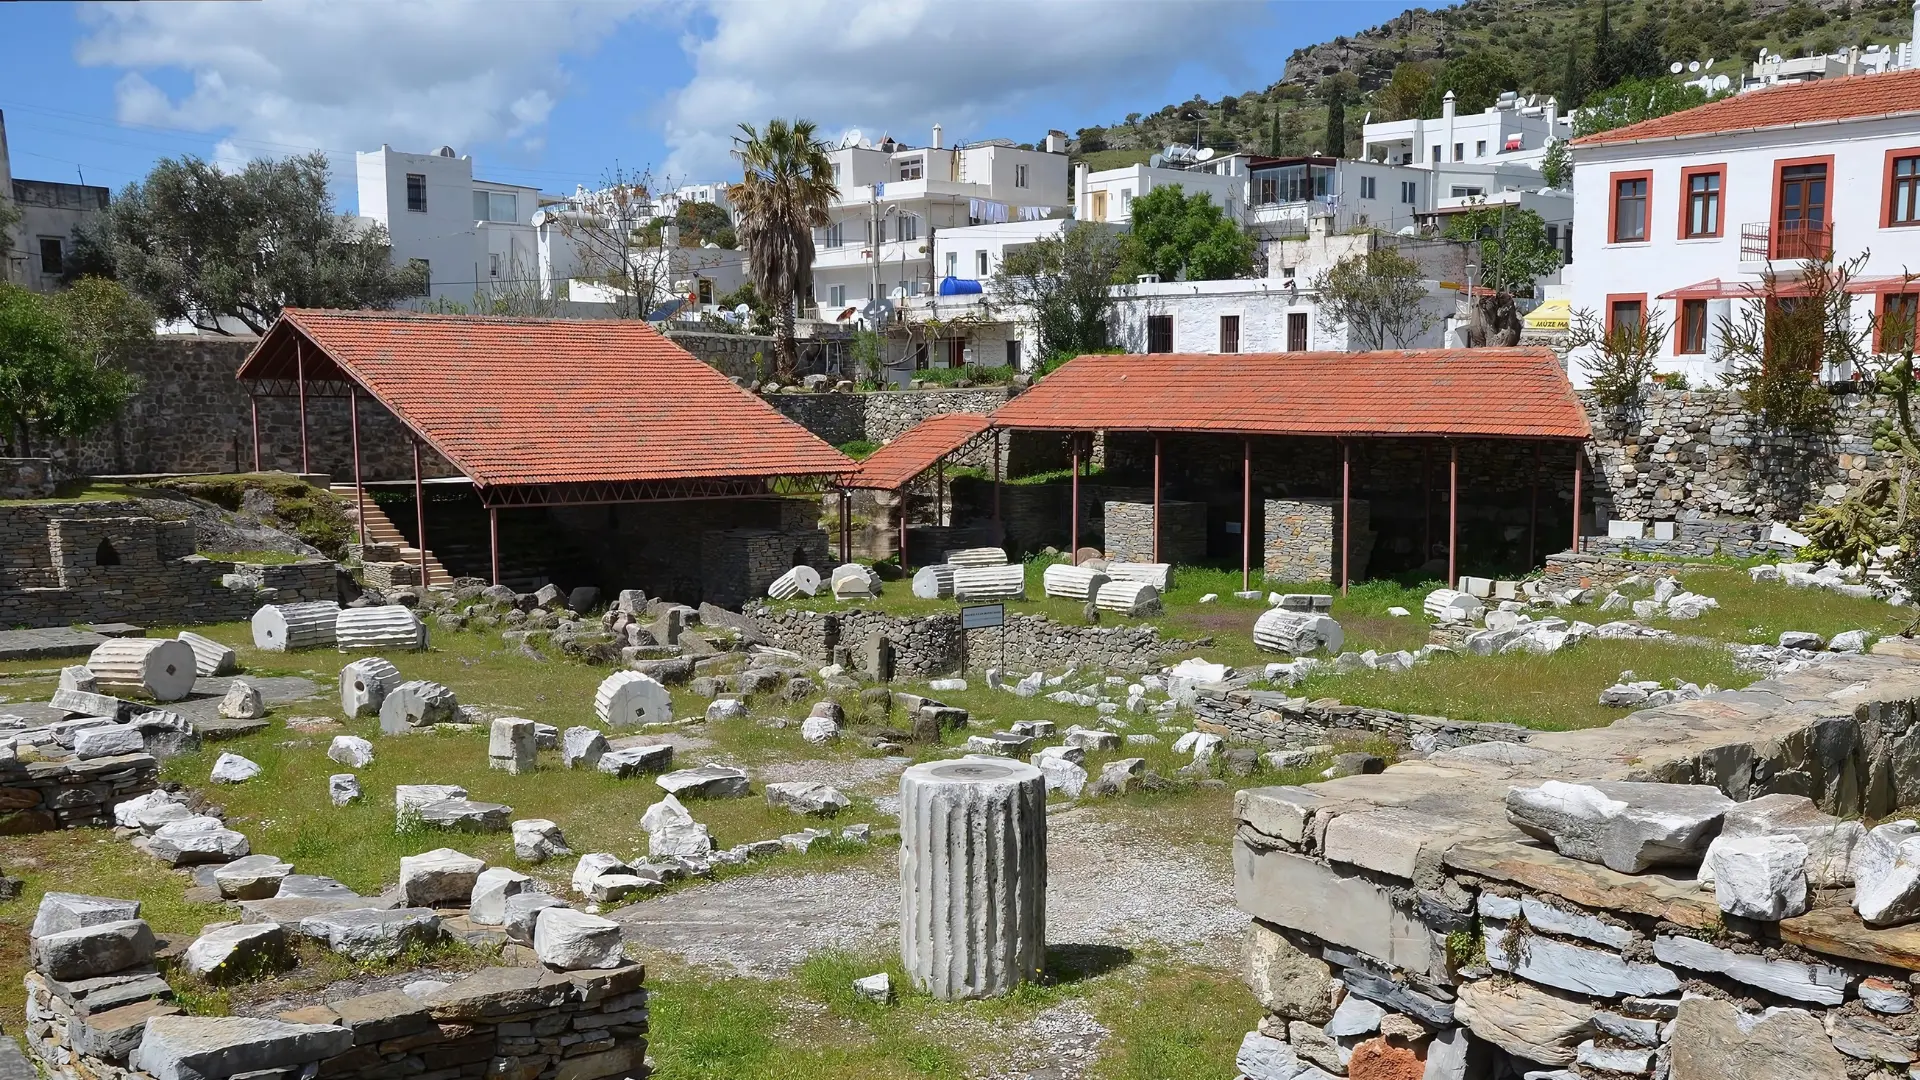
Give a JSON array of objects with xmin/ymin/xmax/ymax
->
[
  {"xmin": 36, "ymin": 919, "xmax": 157, "ymax": 981},
  {"xmin": 148, "ymin": 817, "xmax": 249, "ymax": 866},
  {"xmin": 295, "ymin": 908, "xmax": 439, "ymax": 961},
  {"xmin": 182, "ymin": 922, "xmax": 289, "ymax": 983},
  {"xmin": 1243, "ymin": 921, "xmax": 1336, "ymax": 1023},
  {"xmin": 1505, "ymin": 780, "xmax": 1732, "ymax": 873},
  {"xmin": 533, "ymin": 907, "xmax": 624, "ymax": 970},
  {"xmin": 766, "ymin": 781, "xmax": 850, "ymax": 815},
  {"xmin": 398, "ymin": 848, "xmax": 485, "ymax": 908},
  {"xmin": 1652, "ymin": 933, "xmax": 1847, "ymax": 1005},
  {"xmin": 1452, "ymin": 979, "xmax": 1592, "ymax": 1067},
  {"xmin": 1253, "ymin": 609, "xmax": 1345, "ymax": 656},
  {"xmin": 1665, "ymin": 997, "xmax": 1848, "ymax": 1080},
  {"xmin": 1703, "ymin": 834, "xmax": 1809, "ymax": 920},
  {"xmin": 596, "ymin": 744, "xmax": 674, "ymax": 778},
  {"xmin": 656, "ymin": 763, "xmax": 749, "ymax": 798},
  {"xmin": 377, "ymin": 680, "xmax": 458, "ymax": 734},
  {"xmin": 32, "ymin": 893, "xmax": 141, "ymax": 938},
  {"xmin": 1233, "ymin": 845, "xmax": 1434, "ymax": 976},
  {"xmin": 562, "ymin": 726, "xmax": 609, "ymax": 769},
  {"xmin": 212, "ymin": 855, "xmax": 294, "ymax": 901},
  {"xmin": 133, "ymin": 1014, "xmax": 353, "ymax": 1080},
  {"xmin": 1484, "ymin": 923, "xmax": 1680, "ymax": 998},
  {"xmin": 486, "ymin": 717, "xmax": 537, "ymax": 775}
]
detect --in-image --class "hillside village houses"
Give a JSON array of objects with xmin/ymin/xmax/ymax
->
[{"xmin": 1566, "ymin": 66, "xmax": 1920, "ymax": 389}]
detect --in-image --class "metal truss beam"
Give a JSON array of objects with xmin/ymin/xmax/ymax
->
[{"xmin": 478, "ymin": 472, "xmax": 845, "ymax": 508}]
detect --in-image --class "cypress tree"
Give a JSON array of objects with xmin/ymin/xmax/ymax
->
[
  {"xmin": 1562, "ymin": 38, "xmax": 1584, "ymax": 108},
  {"xmin": 1324, "ymin": 85, "xmax": 1347, "ymax": 158}
]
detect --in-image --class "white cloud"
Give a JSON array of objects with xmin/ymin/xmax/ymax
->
[
  {"xmin": 74, "ymin": 0, "xmax": 648, "ymax": 173},
  {"xmin": 659, "ymin": 0, "xmax": 1254, "ymax": 181}
]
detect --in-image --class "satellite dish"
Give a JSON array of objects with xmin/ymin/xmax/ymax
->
[
  {"xmin": 842, "ymin": 128, "xmax": 864, "ymax": 149},
  {"xmin": 1671, "ymin": 61, "xmax": 1685, "ymax": 74},
  {"xmin": 1149, "ymin": 153, "xmax": 1164, "ymax": 168},
  {"xmin": 734, "ymin": 304, "xmax": 751, "ymax": 316},
  {"xmin": 1196, "ymin": 147, "xmax": 1216, "ymax": 161},
  {"xmin": 1688, "ymin": 61, "xmax": 1701, "ymax": 72},
  {"xmin": 1706, "ymin": 58, "xmax": 1716, "ymax": 69},
  {"xmin": 1713, "ymin": 74, "xmax": 1732, "ymax": 91}
]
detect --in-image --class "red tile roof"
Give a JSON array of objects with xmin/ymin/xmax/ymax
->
[
  {"xmin": 989, "ymin": 350, "xmax": 1589, "ymax": 440},
  {"xmin": 1575, "ymin": 68, "xmax": 1920, "ymax": 147},
  {"xmin": 238, "ymin": 309, "xmax": 852, "ymax": 489},
  {"xmin": 846, "ymin": 413, "xmax": 991, "ymax": 490}
]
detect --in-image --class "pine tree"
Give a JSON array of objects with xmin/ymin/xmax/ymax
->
[{"xmin": 1323, "ymin": 84, "xmax": 1347, "ymax": 158}]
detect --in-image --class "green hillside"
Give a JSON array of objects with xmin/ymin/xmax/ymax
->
[{"xmin": 1065, "ymin": 0, "xmax": 1914, "ymax": 165}]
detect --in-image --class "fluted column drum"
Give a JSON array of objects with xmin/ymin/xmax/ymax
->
[{"xmin": 899, "ymin": 758, "xmax": 1047, "ymax": 1000}]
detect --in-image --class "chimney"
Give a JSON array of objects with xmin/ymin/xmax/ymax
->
[
  {"xmin": 1074, "ymin": 162, "xmax": 1089, "ymax": 217},
  {"xmin": 932, "ymin": 123, "xmax": 943, "ymax": 149},
  {"xmin": 1442, "ymin": 90, "xmax": 1456, "ymax": 120},
  {"xmin": 1045, "ymin": 130, "xmax": 1069, "ymax": 154}
]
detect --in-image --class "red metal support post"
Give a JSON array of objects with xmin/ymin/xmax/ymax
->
[
  {"xmin": 1422, "ymin": 443, "xmax": 1431, "ymax": 565},
  {"xmin": 249, "ymin": 395, "xmax": 261, "ymax": 472},
  {"xmin": 991, "ymin": 430, "xmax": 1001, "ymax": 523},
  {"xmin": 936, "ymin": 460, "xmax": 945, "ymax": 528},
  {"xmin": 1448, "ymin": 440, "xmax": 1460, "ymax": 587},
  {"xmin": 413, "ymin": 441, "xmax": 427, "ymax": 588},
  {"xmin": 349, "ymin": 387, "xmax": 366, "ymax": 549},
  {"xmin": 1572, "ymin": 443, "xmax": 1584, "ymax": 555},
  {"xmin": 839, "ymin": 490, "xmax": 851, "ymax": 563},
  {"xmin": 1152, "ymin": 434, "xmax": 1162, "ymax": 564},
  {"xmin": 295, "ymin": 339, "xmax": 310, "ymax": 475},
  {"xmin": 1340, "ymin": 438, "xmax": 1351, "ymax": 595},
  {"xmin": 489, "ymin": 505, "xmax": 501, "ymax": 587},
  {"xmin": 1070, "ymin": 436, "xmax": 1081, "ymax": 561},
  {"xmin": 898, "ymin": 489, "xmax": 910, "ymax": 571}
]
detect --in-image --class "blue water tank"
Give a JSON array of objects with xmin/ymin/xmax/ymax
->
[{"xmin": 938, "ymin": 276, "xmax": 984, "ymax": 296}]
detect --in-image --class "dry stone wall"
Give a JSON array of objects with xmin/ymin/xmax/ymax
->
[
  {"xmin": 766, "ymin": 386, "xmax": 1016, "ymax": 470},
  {"xmin": 1194, "ymin": 688, "xmax": 1533, "ymax": 751},
  {"xmin": 1231, "ymin": 644, "xmax": 1920, "ymax": 1079}
]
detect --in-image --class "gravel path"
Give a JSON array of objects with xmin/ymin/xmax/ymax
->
[{"xmin": 611, "ymin": 805, "xmax": 1243, "ymax": 977}]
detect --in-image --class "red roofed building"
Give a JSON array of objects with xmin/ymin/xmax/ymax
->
[
  {"xmin": 238, "ymin": 309, "xmax": 852, "ymax": 603},
  {"xmin": 1569, "ymin": 67, "xmax": 1920, "ymax": 389}
]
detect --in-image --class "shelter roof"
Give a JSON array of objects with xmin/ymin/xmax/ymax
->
[
  {"xmin": 1574, "ymin": 68, "xmax": 1920, "ymax": 148},
  {"xmin": 237, "ymin": 309, "xmax": 852, "ymax": 490},
  {"xmin": 845, "ymin": 413, "xmax": 992, "ymax": 490},
  {"xmin": 988, "ymin": 349, "xmax": 1589, "ymax": 440}
]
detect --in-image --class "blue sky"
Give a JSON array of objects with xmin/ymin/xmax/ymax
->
[{"xmin": 1, "ymin": 1, "xmax": 1416, "ymax": 213}]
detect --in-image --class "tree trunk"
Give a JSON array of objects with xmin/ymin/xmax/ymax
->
[{"xmin": 774, "ymin": 295, "xmax": 798, "ymax": 381}]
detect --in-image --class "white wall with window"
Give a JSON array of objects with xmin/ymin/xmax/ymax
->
[
  {"xmin": 1568, "ymin": 70, "xmax": 1920, "ymax": 388},
  {"xmin": 355, "ymin": 144, "xmax": 541, "ymax": 308},
  {"xmin": 1078, "ymin": 162, "xmax": 1243, "ymax": 225}
]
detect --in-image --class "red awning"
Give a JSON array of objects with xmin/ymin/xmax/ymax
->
[
  {"xmin": 845, "ymin": 413, "xmax": 993, "ymax": 491},
  {"xmin": 1845, "ymin": 276, "xmax": 1920, "ymax": 295},
  {"xmin": 1656, "ymin": 277, "xmax": 1815, "ymax": 300}
]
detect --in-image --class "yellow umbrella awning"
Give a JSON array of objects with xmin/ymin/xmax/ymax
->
[{"xmin": 1524, "ymin": 298, "xmax": 1570, "ymax": 331}]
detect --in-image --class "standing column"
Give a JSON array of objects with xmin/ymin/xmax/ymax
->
[
  {"xmin": 249, "ymin": 395, "xmax": 261, "ymax": 473},
  {"xmin": 413, "ymin": 441, "xmax": 428, "ymax": 588},
  {"xmin": 349, "ymin": 387, "xmax": 366, "ymax": 549},
  {"xmin": 899, "ymin": 759, "xmax": 1047, "ymax": 1000},
  {"xmin": 489, "ymin": 505, "xmax": 501, "ymax": 587},
  {"xmin": 936, "ymin": 460, "xmax": 945, "ymax": 528},
  {"xmin": 1572, "ymin": 444, "xmax": 1584, "ymax": 555},
  {"xmin": 1340, "ymin": 438, "xmax": 1351, "ymax": 595},
  {"xmin": 1069, "ymin": 437, "xmax": 1081, "ymax": 562},
  {"xmin": 295, "ymin": 339, "xmax": 310, "ymax": 475},
  {"xmin": 1152, "ymin": 434, "xmax": 1162, "ymax": 564},
  {"xmin": 839, "ymin": 490, "xmax": 851, "ymax": 564},
  {"xmin": 1448, "ymin": 441, "xmax": 1460, "ymax": 587},
  {"xmin": 1241, "ymin": 437, "xmax": 1252, "ymax": 592}
]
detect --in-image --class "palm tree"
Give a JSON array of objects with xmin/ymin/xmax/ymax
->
[{"xmin": 728, "ymin": 119, "xmax": 838, "ymax": 380}]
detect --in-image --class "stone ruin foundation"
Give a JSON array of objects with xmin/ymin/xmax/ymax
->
[{"xmin": 1231, "ymin": 641, "xmax": 1920, "ymax": 1079}]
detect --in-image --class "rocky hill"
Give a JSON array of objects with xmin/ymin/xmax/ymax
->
[{"xmin": 1067, "ymin": 0, "xmax": 1907, "ymax": 165}]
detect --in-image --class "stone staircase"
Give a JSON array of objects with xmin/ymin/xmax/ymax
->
[{"xmin": 330, "ymin": 484, "xmax": 454, "ymax": 587}]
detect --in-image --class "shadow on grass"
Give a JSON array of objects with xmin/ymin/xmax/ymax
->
[{"xmin": 1045, "ymin": 942, "xmax": 1135, "ymax": 985}]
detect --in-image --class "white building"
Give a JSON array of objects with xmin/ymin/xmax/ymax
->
[
  {"xmin": 1076, "ymin": 159, "xmax": 1244, "ymax": 226},
  {"xmin": 1245, "ymin": 154, "xmax": 1434, "ymax": 241},
  {"xmin": 1363, "ymin": 91, "xmax": 1570, "ymax": 172},
  {"xmin": 354, "ymin": 144, "xmax": 543, "ymax": 308},
  {"xmin": 809, "ymin": 127, "xmax": 1070, "ymax": 316},
  {"xmin": 0, "ymin": 110, "xmax": 111, "ymax": 293},
  {"xmin": 1567, "ymin": 67, "xmax": 1920, "ymax": 387}
]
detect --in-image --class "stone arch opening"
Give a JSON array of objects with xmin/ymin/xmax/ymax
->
[{"xmin": 94, "ymin": 539, "xmax": 120, "ymax": 567}]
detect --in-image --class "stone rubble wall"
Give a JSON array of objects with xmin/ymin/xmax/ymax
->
[
  {"xmin": 1231, "ymin": 646, "xmax": 1920, "ymax": 1079},
  {"xmin": 1263, "ymin": 498, "xmax": 1371, "ymax": 583},
  {"xmin": 1581, "ymin": 388, "xmax": 1887, "ymax": 525},
  {"xmin": 748, "ymin": 605, "xmax": 1199, "ymax": 676},
  {"xmin": 1574, "ymin": 515, "xmax": 1800, "ymax": 560},
  {"xmin": 24, "ymin": 964, "xmax": 649, "ymax": 1080},
  {"xmin": 0, "ymin": 458, "xmax": 59, "ymax": 499},
  {"xmin": 1194, "ymin": 688, "xmax": 1534, "ymax": 751},
  {"xmin": 664, "ymin": 329, "xmax": 779, "ymax": 380},
  {"xmin": 1103, "ymin": 500, "xmax": 1208, "ymax": 564},
  {"xmin": 765, "ymin": 386, "xmax": 1017, "ymax": 471},
  {"xmin": 0, "ymin": 503, "xmax": 334, "ymax": 629},
  {"xmin": 0, "ymin": 751, "xmax": 158, "ymax": 833},
  {"xmin": 51, "ymin": 335, "xmax": 459, "ymax": 482}
]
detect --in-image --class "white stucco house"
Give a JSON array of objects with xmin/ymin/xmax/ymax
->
[
  {"xmin": 354, "ymin": 144, "xmax": 542, "ymax": 309},
  {"xmin": 1567, "ymin": 67, "xmax": 1920, "ymax": 387},
  {"xmin": 1362, "ymin": 90, "xmax": 1570, "ymax": 172}
]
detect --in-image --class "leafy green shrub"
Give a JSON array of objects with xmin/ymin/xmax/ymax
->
[
  {"xmin": 913, "ymin": 364, "xmax": 1015, "ymax": 386},
  {"xmin": 838, "ymin": 440, "xmax": 878, "ymax": 460}
]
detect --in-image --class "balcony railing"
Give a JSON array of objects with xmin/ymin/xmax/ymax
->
[{"xmin": 1741, "ymin": 220, "xmax": 1834, "ymax": 262}]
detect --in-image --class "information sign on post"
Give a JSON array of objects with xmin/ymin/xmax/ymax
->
[{"xmin": 960, "ymin": 604, "xmax": 1007, "ymax": 674}]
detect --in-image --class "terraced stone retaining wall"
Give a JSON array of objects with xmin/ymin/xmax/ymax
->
[
  {"xmin": 0, "ymin": 749, "xmax": 158, "ymax": 833},
  {"xmin": 1230, "ymin": 646, "xmax": 1920, "ymax": 1079}
]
